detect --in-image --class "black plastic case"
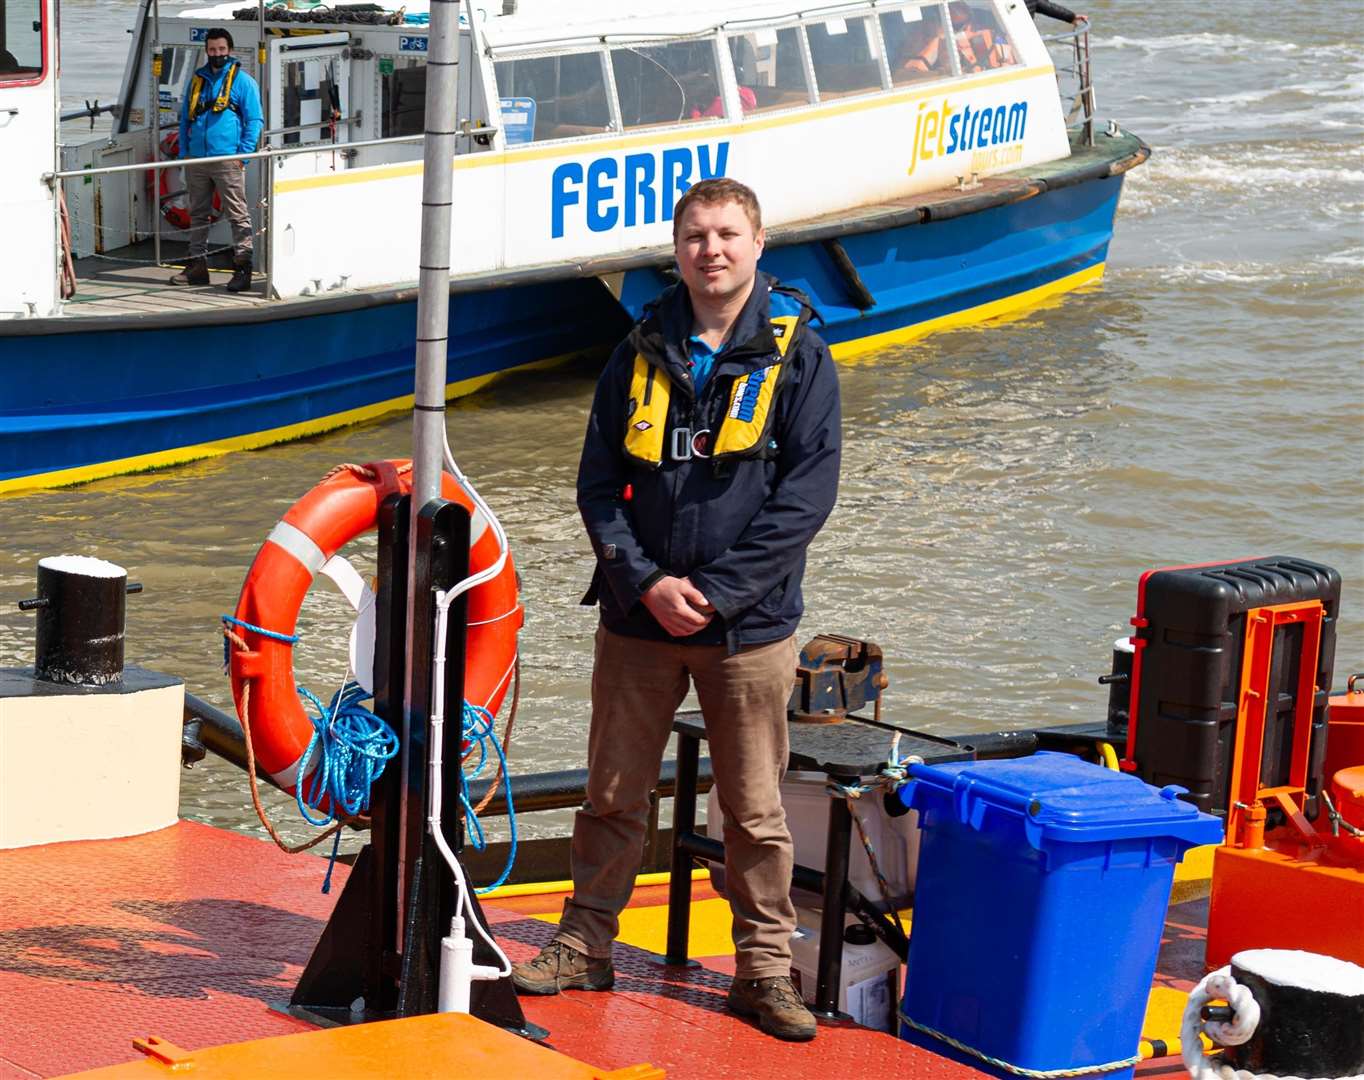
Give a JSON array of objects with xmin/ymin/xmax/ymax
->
[{"xmin": 1124, "ymin": 556, "xmax": 1340, "ymax": 816}]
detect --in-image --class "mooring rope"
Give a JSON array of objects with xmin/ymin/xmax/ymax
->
[
  {"xmin": 898, "ymin": 1010, "xmax": 1142, "ymax": 1078},
  {"xmin": 1181, "ymin": 967, "xmax": 1363, "ymax": 1080}
]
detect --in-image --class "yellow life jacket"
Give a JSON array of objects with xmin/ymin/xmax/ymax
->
[
  {"xmin": 188, "ymin": 62, "xmax": 240, "ymax": 123},
  {"xmin": 623, "ymin": 310, "xmax": 802, "ymax": 468}
]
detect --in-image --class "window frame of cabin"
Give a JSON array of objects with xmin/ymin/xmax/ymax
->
[
  {"xmin": 0, "ymin": 0, "xmax": 48, "ymax": 87},
  {"xmin": 606, "ymin": 36, "xmax": 729, "ymax": 134},
  {"xmin": 801, "ymin": 11, "xmax": 889, "ymax": 104},
  {"xmin": 491, "ymin": 45, "xmax": 619, "ymax": 147},
  {"xmin": 878, "ymin": 2, "xmax": 963, "ymax": 88},
  {"xmin": 724, "ymin": 20, "xmax": 817, "ymax": 119}
]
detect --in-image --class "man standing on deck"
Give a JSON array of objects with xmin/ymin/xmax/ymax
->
[
  {"xmin": 168, "ymin": 28, "xmax": 263, "ymax": 294},
  {"xmin": 511, "ymin": 178, "xmax": 842, "ymax": 1043}
]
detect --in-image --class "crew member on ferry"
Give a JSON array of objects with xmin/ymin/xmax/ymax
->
[
  {"xmin": 511, "ymin": 178, "xmax": 842, "ymax": 1044},
  {"xmin": 169, "ymin": 28, "xmax": 263, "ymax": 294}
]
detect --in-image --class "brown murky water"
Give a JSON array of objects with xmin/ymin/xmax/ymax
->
[{"xmin": 3, "ymin": 0, "xmax": 1361, "ymax": 850}]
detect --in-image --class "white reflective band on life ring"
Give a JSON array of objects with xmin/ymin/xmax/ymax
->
[{"xmin": 266, "ymin": 520, "xmax": 328, "ymax": 577}]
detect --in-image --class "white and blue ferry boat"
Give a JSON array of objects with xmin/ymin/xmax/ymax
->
[{"xmin": 0, "ymin": 0, "xmax": 1146, "ymax": 494}]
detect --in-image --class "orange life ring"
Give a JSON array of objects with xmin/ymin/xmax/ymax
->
[
  {"xmin": 228, "ymin": 459, "xmax": 521, "ymax": 796},
  {"xmin": 150, "ymin": 130, "xmax": 221, "ymax": 232}
]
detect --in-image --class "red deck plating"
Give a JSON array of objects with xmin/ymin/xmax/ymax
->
[{"xmin": 1, "ymin": 823, "xmax": 1198, "ymax": 1079}]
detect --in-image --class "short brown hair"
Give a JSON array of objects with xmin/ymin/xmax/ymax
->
[{"xmin": 672, "ymin": 178, "xmax": 763, "ymax": 238}]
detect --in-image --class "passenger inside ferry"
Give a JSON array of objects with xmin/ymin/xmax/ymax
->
[
  {"xmin": 887, "ymin": 6, "xmax": 952, "ymax": 81},
  {"xmin": 728, "ymin": 29, "xmax": 813, "ymax": 113},
  {"xmin": 948, "ymin": 2, "xmax": 1015, "ymax": 71}
]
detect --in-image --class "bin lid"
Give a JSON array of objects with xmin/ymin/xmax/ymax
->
[{"xmin": 900, "ymin": 752, "xmax": 1224, "ymax": 852}]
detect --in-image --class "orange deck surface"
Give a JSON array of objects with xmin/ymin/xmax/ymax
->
[{"xmin": 0, "ymin": 822, "xmax": 1199, "ymax": 1079}]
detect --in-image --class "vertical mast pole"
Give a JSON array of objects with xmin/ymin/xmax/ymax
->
[{"xmin": 399, "ymin": 0, "xmax": 460, "ymax": 930}]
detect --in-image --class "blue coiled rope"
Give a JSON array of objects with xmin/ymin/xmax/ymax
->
[
  {"xmin": 294, "ymin": 681, "xmax": 399, "ymax": 892},
  {"xmin": 220, "ymin": 614, "xmax": 516, "ymax": 894},
  {"xmin": 459, "ymin": 701, "xmax": 518, "ymax": 893}
]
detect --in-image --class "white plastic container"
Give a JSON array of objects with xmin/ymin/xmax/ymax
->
[
  {"xmin": 706, "ymin": 770, "xmax": 920, "ymax": 909},
  {"xmin": 788, "ymin": 910, "xmax": 903, "ymax": 1032}
]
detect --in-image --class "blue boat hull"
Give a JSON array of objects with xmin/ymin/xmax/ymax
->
[{"xmin": 0, "ymin": 173, "xmax": 1125, "ymax": 494}]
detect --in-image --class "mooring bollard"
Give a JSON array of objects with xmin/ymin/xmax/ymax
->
[
  {"xmin": 17, "ymin": 555, "xmax": 142, "ymax": 686},
  {"xmin": 1182, "ymin": 948, "xmax": 1364, "ymax": 1079}
]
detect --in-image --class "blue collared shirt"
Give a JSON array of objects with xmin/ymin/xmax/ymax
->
[{"xmin": 687, "ymin": 335, "xmax": 724, "ymax": 395}]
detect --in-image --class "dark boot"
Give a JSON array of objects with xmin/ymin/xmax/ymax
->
[
  {"xmin": 168, "ymin": 259, "xmax": 209, "ymax": 286},
  {"xmin": 510, "ymin": 939, "xmax": 614, "ymax": 995},
  {"xmin": 726, "ymin": 975, "xmax": 818, "ymax": 1042},
  {"xmin": 225, "ymin": 255, "xmax": 253, "ymax": 294}
]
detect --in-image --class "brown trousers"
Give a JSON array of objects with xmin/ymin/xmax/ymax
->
[
  {"xmin": 556, "ymin": 626, "xmax": 797, "ymax": 979},
  {"xmin": 185, "ymin": 160, "xmax": 253, "ymax": 261}
]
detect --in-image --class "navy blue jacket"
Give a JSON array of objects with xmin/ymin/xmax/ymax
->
[{"xmin": 577, "ymin": 273, "xmax": 841, "ymax": 650}]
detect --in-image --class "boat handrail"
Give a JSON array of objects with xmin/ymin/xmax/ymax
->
[
  {"xmin": 261, "ymin": 112, "xmax": 364, "ymax": 143},
  {"xmin": 40, "ymin": 124, "xmax": 499, "ymax": 188},
  {"xmin": 1040, "ymin": 21, "xmax": 1094, "ymax": 146}
]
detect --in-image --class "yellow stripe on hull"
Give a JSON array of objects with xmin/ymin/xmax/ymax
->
[
  {"xmin": 3, "ymin": 263, "xmax": 1105, "ymax": 498},
  {"xmin": 0, "ymin": 352, "xmax": 574, "ymax": 498},
  {"xmin": 828, "ymin": 261, "xmax": 1106, "ymax": 362}
]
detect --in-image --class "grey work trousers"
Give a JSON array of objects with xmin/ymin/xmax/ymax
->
[
  {"xmin": 556, "ymin": 625, "xmax": 798, "ymax": 979},
  {"xmin": 185, "ymin": 160, "xmax": 253, "ymax": 261}
]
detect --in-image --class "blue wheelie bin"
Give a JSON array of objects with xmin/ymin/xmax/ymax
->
[{"xmin": 896, "ymin": 751, "xmax": 1223, "ymax": 1079}]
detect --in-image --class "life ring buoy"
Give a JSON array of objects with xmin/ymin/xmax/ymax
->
[
  {"xmin": 150, "ymin": 130, "xmax": 221, "ymax": 232},
  {"xmin": 228, "ymin": 459, "xmax": 521, "ymax": 796}
]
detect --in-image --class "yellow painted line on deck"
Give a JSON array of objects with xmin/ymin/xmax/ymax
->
[
  {"xmin": 483, "ymin": 867, "xmax": 709, "ymax": 900},
  {"xmin": 536, "ymin": 896, "xmax": 737, "ymax": 960}
]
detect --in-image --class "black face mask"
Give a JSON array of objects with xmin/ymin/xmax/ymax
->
[{"xmin": 208, "ymin": 54, "xmax": 229, "ymax": 71}]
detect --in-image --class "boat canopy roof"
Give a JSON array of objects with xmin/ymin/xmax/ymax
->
[{"xmin": 178, "ymin": 0, "xmax": 925, "ymax": 52}]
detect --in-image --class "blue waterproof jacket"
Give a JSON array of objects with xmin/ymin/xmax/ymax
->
[
  {"xmin": 178, "ymin": 59, "xmax": 264, "ymax": 160},
  {"xmin": 578, "ymin": 274, "xmax": 842, "ymax": 651}
]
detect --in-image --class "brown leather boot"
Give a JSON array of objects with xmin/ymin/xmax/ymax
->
[
  {"xmin": 510, "ymin": 940, "xmax": 614, "ymax": 995},
  {"xmin": 168, "ymin": 259, "xmax": 209, "ymax": 286},
  {"xmin": 225, "ymin": 256, "xmax": 253, "ymax": 294},
  {"xmin": 726, "ymin": 975, "xmax": 818, "ymax": 1041}
]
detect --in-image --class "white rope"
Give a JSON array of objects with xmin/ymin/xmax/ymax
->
[
  {"xmin": 898, "ymin": 1009, "xmax": 1140, "ymax": 1078},
  {"xmin": 1180, "ymin": 967, "xmax": 1363, "ymax": 1080}
]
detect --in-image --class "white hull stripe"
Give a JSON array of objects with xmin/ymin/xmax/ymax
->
[{"xmin": 267, "ymin": 520, "xmax": 328, "ymax": 577}]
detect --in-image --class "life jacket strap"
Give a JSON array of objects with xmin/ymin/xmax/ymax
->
[{"xmin": 188, "ymin": 62, "xmax": 240, "ymax": 123}]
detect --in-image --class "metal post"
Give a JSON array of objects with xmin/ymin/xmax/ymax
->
[
  {"xmin": 150, "ymin": 0, "xmax": 162, "ymax": 268},
  {"xmin": 813, "ymin": 780, "xmax": 855, "ymax": 1019},
  {"xmin": 258, "ymin": 0, "xmax": 269, "ymax": 279},
  {"xmin": 664, "ymin": 732, "xmax": 700, "ymax": 964},
  {"xmin": 398, "ymin": 0, "xmax": 460, "ymax": 951},
  {"xmin": 264, "ymin": 151, "xmax": 274, "ymax": 299}
]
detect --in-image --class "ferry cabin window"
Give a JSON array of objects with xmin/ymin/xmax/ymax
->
[
  {"xmin": 947, "ymin": 1, "xmax": 1019, "ymax": 74},
  {"xmin": 381, "ymin": 58, "xmax": 426, "ymax": 138},
  {"xmin": 881, "ymin": 5, "xmax": 954, "ymax": 85},
  {"xmin": 610, "ymin": 41, "xmax": 724, "ymax": 129},
  {"xmin": 0, "ymin": 0, "xmax": 43, "ymax": 80},
  {"xmin": 727, "ymin": 27, "xmax": 811, "ymax": 115},
  {"xmin": 494, "ymin": 52, "xmax": 612, "ymax": 142},
  {"xmin": 806, "ymin": 15, "xmax": 885, "ymax": 101}
]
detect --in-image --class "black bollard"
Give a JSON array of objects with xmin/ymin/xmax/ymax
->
[
  {"xmin": 1223, "ymin": 949, "xmax": 1364, "ymax": 1078},
  {"xmin": 26, "ymin": 556, "xmax": 130, "ymax": 686}
]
